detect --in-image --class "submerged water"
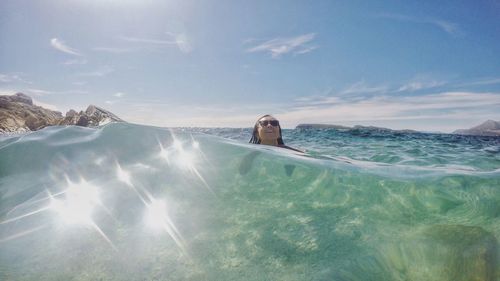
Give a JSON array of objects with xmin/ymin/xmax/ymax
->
[{"xmin": 0, "ymin": 123, "xmax": 499, "ymax": 280}]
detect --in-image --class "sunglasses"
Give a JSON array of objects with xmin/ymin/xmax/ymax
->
[{"xmin": 259, "ymin": 120, "xmax": 279, "ymax": 127}]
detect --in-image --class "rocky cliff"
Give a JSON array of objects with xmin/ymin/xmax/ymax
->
[{"xmin": 0, "ymin": 93, "xmax": 123, "ymax": 133}]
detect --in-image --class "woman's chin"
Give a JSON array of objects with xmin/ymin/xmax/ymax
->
[{"xmin": 262, "ymin": 134, "xmax": 277, "ymax": 139}]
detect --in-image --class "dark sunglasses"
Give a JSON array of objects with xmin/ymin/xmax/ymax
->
[{"xmin": 259, "ymin": 120, "xmax": 279, "ymax": 127}]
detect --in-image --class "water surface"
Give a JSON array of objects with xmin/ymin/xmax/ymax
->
[{"xmin": 0, "ymin": 124, "xmax": 499, "ymax": 280}]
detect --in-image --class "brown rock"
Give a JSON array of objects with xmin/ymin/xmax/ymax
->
[
  {"xmin": 76, "ymin": 115, "xmax": 89, "ymax": 126},
  {"xmin": 66, "ymin": 109, "xmax": 77, "ymax": 117},
  {"xmin": 0, "ymin": 92, "xmax": 124, "ymax": 133},
  {"xmin": 12, "ymin": 92, "xmax": 33, "ymax": 105}
]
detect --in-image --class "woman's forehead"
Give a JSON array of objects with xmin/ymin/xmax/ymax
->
[{"xmin": 259, "ymin": 116, "xmax": 277, "ymax": 121}]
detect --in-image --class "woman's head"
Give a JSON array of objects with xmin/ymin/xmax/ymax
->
[{"xmin": 249, "ymin": 114, "xmax": 284, "ymax": 145}]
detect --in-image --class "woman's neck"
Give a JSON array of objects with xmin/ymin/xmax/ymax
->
[{"xmin": 260, "ymin": 139, "xmax": 278, "ymax": 146}]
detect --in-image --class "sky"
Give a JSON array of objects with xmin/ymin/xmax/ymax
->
[{"xmin": 1, "ymin": 0, "xmax": 499, "ymax": 132}]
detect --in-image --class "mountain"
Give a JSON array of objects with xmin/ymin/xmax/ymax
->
[
  {"xmin": 453, "ymin": 120, "xmax": 500, "ymax": 136},
  {"xmin": 0, "ymin": 93, "xmax": 123, "ymax": 133}
]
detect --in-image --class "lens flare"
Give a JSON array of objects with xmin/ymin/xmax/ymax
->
[
  {"xmin": 145, "ymin": 199, "xmax": 168, "ymax": 230},
  {"xmin": 176, "ymin": 150, "xmax": 196, "ymax": 170},
  {"xmin": 47, "ymin": 178, "xmax": 116, "ymax": 249},
  {"xmin": 157, "ymin": 133, "xmax": 213, "ymax": 193},
  {"xmin": 158, "ymin": 136, "xmax": 194, "ymax": 170},
  {"xmin": 50, "ymin": 179, "xmax": 100, "ymax": 225},
  {"xmin": 192, "ymin": 140, "xmax": 200, "ymax": 149},
  {"xmin": 144, "ymin": 198, "xmax": 184, "ymax": 251},
  {"xmin": 158, "ymin": 140, "xmax": 171, "ymax": 164},
  {"xmin": 116, "ymin": 163, "xmax": 132, "ymax": 186},
  {"xmin": 0, "ymin": 225, "xmax": 48, "ymax": 243},
  {"xmin": 173, "ymin": 139, "xmax": 183, "ymax": 151}
]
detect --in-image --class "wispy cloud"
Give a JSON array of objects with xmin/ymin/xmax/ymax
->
[
  {"xmin": 166, "ymin": 32, "xmax": 193, "ymax": 53},
  {"xmin": 397, "ymin": 76, "xmax": 447, "ymax": 92},
  {"xmin": 113, "ymin": 92, "xmax": 125, "ymax": 98},
  {"xmin": 25, "ymin": 88, "xmax": 53, "ymax": 96},
  {"xmin": 0, "ymin": 88, "xmax": 19, "ymax": 95},
  {"xmin": 246, "ymin": 33, "xmax": 318, "ymax": 58},
  {"xmin": 72, "ymin": 81, "xmax": 87, "ymax": 86},
  {"xmin": 120, "ymin": 36, "xmax": 176, "ymax": 45},
  {"xmin": 92, "ymin": 47, "xmax": 134, "ymax": 54},
  {"xmin": 62, "ymin": 58, "xmax": 88, "ymax": 65},
  {"xmin": 340, "ymin": 81, "xmax": 389, "ymax": 95},
  {"xmin": 32, "ymin": 98, "xmax": 59, "ymax": 111},
  {"xmin": 0, "ymin": 74, "xmax": 12, "ymax": 83},
  {"xmin": 77, "ymin": 66, "xmax": 114, "ymax": 77},
  {"xmin": 285, "ymin": 91, "xmax": 500, "ymax": 130},
  {"xmin": 322, "ymin": 77, "xmax": 447, "ymax": 97},
  {"xmin": 377, "ymin": 14, "xmax": 462, "ymax": 36},
  {"xmin": 50, "ymin": 38, "xmax": 83, "ymax": 56},
  {"xmin": 23, "ymin": 88, "xmax": 89, "ymax": 96},
  {"xmin": 0, "ymin": 73, "xmax": 32, "ymax": 84},
  {"xmin": 457, "ymin": 77, "xmax": 500, "ymax": 87},
  {"xmin": 294, "ymin": 46, "xmax": 318, "ymax": 55},
  {"xmin": 293, "ymin": 96, "xmax": 342, "ymax": 107},
  {"xmin": 118, "ymin": 33, "xmax": 193, "ymax": 53},
  {"xmin": 293, "ymin": 78, "xmax": 443, "ymax": 107},
  {"xmin": 431, "ymin": 20, "xmax": 460, "ymax": 35}
]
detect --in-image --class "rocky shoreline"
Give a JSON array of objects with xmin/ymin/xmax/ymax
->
[{"xmin": 0, "ymin": 93, "xmax": 123, "ymax": 134}]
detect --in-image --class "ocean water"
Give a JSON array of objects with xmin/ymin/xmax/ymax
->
[{"xmin": 0, "ymin": 123, "xmax": 499, "ymax": 281}]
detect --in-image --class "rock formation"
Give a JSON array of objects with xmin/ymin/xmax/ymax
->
[
  {"xmin": 59, "ymin": 105, "xmax": 123, "ymax": 127},
  {"xmin": 0, "ymin": 93, "xmax": 123, "ymax": 133}
]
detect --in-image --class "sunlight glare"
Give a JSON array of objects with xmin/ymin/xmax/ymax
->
[
  {"xmin": 158, "ymin": 140, "xmax": 171, "ymax": 165},
  {"xmin": 145, "ymin": 199, "xmax": 167, "ymax": 230},
  {"xmin": 192, "ymin": 140, "xmax": 200, "ymax": 149},
  {"xmin": 173, "ymin": 139, "xmax": 183, "ymax": 151},
  {"xmin": 50, "ymin": 179, "xmax": 100, "ymax": 225},
  {"xmin": 144, "ymin": 198, "xmax": 185, "ymax": 250},
  {"xmin": 116, "ymin": 163, "xmax": 132, "ymax": 186},
  {"xmin": 176, "ymin": 149, "xmax": 196, "ymax": 170}
]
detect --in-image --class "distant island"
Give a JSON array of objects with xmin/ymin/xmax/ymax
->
[
  {"xmin": 452, "ymin": 120, "xmax": 500, "ymax": 137},
  {"xmin": 0, "ymin": 93, "xmax": 123, "ymax": 133},
  {"xmin": 296, "ymin": 124, "xmax": 419, "ymax": 134},
  {"xmin": 297, "ymin": 121, "xmax": 500, "ymax": 137}
]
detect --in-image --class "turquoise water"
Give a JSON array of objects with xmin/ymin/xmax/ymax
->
[{"xmin": 0, "ymin": 123, "xmax": 499, "ymax": 280}]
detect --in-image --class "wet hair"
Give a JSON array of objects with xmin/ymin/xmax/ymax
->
[{"xmin": 249, "ymin": 114, "xmax": 285, "ymax": 145}]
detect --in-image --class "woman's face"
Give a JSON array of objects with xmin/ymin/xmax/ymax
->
[{"xmin": 257, "ymin": 116, "xmax": 280, "ymax": 142}]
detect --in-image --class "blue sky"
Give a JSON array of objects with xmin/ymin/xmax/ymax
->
[{"xmin": 1, "ymin": 0, "xmax": 499, "ymax": 132}]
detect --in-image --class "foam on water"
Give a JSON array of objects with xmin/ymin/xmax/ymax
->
[{"xmin": 0, "ymin": 123, "xmax": 499, "ymax": 280}]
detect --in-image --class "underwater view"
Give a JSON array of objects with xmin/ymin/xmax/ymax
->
[{"xmin": 0, "ymin": 123, "xmax": 499, "ymax": 280}]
